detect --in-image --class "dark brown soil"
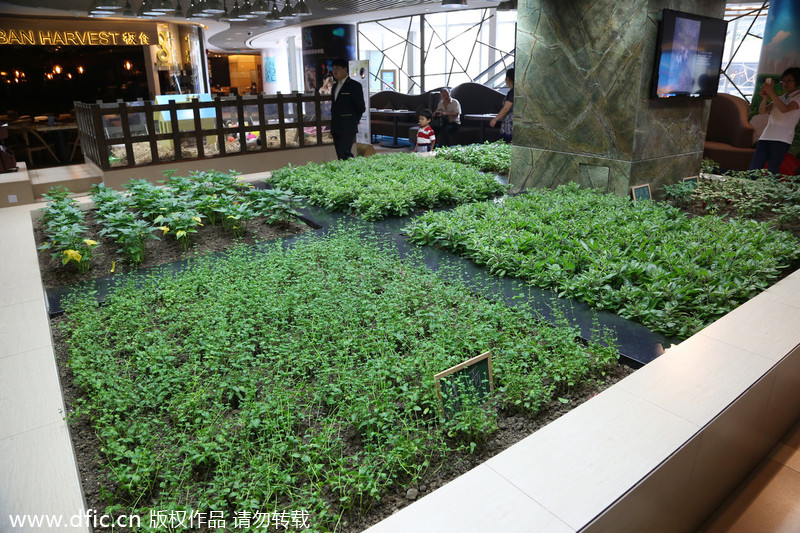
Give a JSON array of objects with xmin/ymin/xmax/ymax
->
[{"xmin": 35, "ymin": 212, "xmax": 311, "ymax": 289}]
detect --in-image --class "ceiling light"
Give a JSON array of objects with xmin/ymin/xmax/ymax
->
[
  {"xmin": 141, "ymin": 0, "xmax": 163, "ymax": 15},
  {"xmin": 295, "ymin": 0, "xmax": 311, "ymax": 16},
  {"xmin": 152, "ymin": 0, "xmax": 175, "ymax": 12},
  {"xmin": 95, "ymin": 0, "xmax": 122, "ymax": 9},
  {"xmin": 218, "ymin": 0, "xmax": 230, "ymax": 21},
  {"xmin": 251, "ymin": 0, "xmax": 269, "ymax": 14},
  {"xmin": 120, "ymin": 0, "xmax": 134, "ymax": 16},
  {"xmin": 228, "ymin": 0, "xmax": 248, "ymax": 21},
  {"xmin": 279, "ymin": 0, "xmax": 295, "ymax": 19},
  {"xmin": 193, "ymin": 1, "xmax": 216, "ymax": 17},
  {"xmin": 202, "ymin": 0, "xmax": 225, "ymax": 13},
  {"xmin": 88, "ymin": 0, "xmax": 114, "ymax": 15},
  {"xmin": 239, "ymin": 0, "xmax": 259, "ymax": 18},
  {"xmin": 136, "ymin": 2, "xmax": 157, "ymax": 17},
  {"xmin": 268, "ymin": 0, "xmax": 281, "ymax": 20},
  {"xmin": 442, "ymin": 0, "xmax": 467, "ymax": 6}
]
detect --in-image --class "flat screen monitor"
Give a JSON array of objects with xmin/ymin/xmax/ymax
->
[{"xmin": 652, "ymin": 9, "xmax": 728, "ymax": 99}]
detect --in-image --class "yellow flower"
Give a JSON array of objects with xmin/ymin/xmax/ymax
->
[
  {"xmin": 159, "ymin": 226, "xmax": 170, "ymax": 235},
  {"xmin": 63, "ymin": 249, "xmax": 82, "ymax": 262},
  {"xmin": 110, "ymin": 261, "xmax": 116, "ymax": 273},
  {"xmin": 83, "ymin": 239, "xmax": 98, "ymax": 247},
  {"xmin": 176, "ymin": 230, "xmax": 187, "ymax": 238}
]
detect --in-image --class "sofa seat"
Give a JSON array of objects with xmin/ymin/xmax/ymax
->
[
  {"xmin": 370, "ymin": 84, "xmax": 506, "ymax": 146},
  {"xmin": 703, "ymin": 93, "xmax": 755, "ymax": 171},
  {"xmin": 703, "ymin": 141, "xmax": 757, "ymax": 173}
]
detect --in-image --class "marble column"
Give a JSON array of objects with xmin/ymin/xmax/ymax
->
[{"xmin": 510, "ymin": 0, "xmax": 726, "ymax": 197}]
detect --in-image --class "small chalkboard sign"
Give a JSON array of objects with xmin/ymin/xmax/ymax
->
[
  {"xmin": 434, "ymin": 351, "xmax": 494, "ymax": 418},
  {"xmin": 631, "ymin": 183, "xmax": 652, "ymax": 203},
  {"xmin": 683, "ymin": 176, "xmax": 699, "ymax": 186}
]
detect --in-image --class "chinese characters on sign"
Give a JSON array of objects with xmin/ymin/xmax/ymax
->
[
  {"xmin": 0, "ymin": 18, "xmax": 158, "ymax": 46},
  {"xmin": 147, "ymin": 509, "xmax": 311, "ymax": 530},
  {"xmin": 0, "ymin": 30, "xmax": 150, "ymax": 46}
]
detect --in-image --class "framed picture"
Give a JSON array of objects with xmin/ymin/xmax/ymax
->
[
  {"xmin": 631, "ymin": 183, "xmax": 652, "ymax": 202},
  {"xmin": 682, "ymin": 176, "xmax": 699, "ymax": 186},
  {"xmin": 434, "ymin": 351, "xmax": 494, "ymax": 418},
  {"xmin": 379, "ymin": 69, "xmax": 396, "ymax": 91}
]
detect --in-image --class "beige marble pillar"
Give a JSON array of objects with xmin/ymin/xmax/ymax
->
[{"xmin": 510, "ymin": 0, "xmax": 726, "ymax": 197}]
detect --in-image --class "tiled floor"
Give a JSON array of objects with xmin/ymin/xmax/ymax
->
[
  {"xmin": 0, "ymin": 202, "xmax": 88, "ymax": 532},
  {"xmin": 702, "ymin": 420, "xmax": 800, "ymax": 533}
]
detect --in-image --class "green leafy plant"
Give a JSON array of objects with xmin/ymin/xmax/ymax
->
[
  {"xmin": 662, "ymin": 180, "xmax": 697, "ymax": 208},
  {"xmin": 269, "ymin": 153, "xmax": 508, "ymax": 221},
  {"xmin": 403, "ymin": 183, "xmax": 800, "ymax": 338},
  {"xmin": 153, "ymin": 210, "xmax": 204, "ymax": 250},
  {"xmin": 90, "ymin": 183, "xmax": 159, "ymax": 265},
  {"xmin": 246, "ymin": 187, "xmax": 305, "ymax": 226},
  {"xmin": 60, "ymin": 230, "xmax": 618, "ymax": 528},
  {"xmin": 435, "ymin": 141, "xmax": 512, "ymax": 174},
  {"xmin": 668, "ymin": 171, "xmax": 800, "ymax": 228},
  {"xmin": 38, "ymin": 187, "xmax": 98, "ymax": 273}
]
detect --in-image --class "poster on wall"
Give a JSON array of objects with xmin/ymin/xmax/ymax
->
[
  {"xmin": 350, "ymin": 59, "xmax": 371, "ymax": 145},
  {"xmin": 750, "ymin": 0, "xmax": 800, "ymax": 153},
  {"xmin": 264, "ymin": 56, "xmax": 277, "ymax": 83}
]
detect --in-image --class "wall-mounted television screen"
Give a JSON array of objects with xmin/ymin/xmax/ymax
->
[{"xmin": 652, "ymin": 9, "xmax": 728, "ymax": 99}]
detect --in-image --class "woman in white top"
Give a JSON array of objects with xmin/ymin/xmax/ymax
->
[{"xmin": 749, "ymin": 67, "xmax": 800, "ymax": 175}]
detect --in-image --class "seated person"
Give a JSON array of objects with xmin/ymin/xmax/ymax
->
[
  {"xmin": 433, "ymin": 88, "xmax": 461, "ymax": 146},
  {"xmin": 415, "ymin": 109, "xmax": 436, "ymax": 152}
]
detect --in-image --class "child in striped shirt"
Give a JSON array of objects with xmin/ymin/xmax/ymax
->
[{"xmin": 415, "ymin": 109, "xmax": 436, "ymax": 152}]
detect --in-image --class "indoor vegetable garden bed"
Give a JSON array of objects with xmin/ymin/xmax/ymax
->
[{"xmin": 56, "ymin": 230, "xmax": 623, "ymax": 532}]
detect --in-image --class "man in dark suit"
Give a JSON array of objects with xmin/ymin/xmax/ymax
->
[{"xmin": 330, "ymin": 58, "xmax": 366, "ymax": 160}]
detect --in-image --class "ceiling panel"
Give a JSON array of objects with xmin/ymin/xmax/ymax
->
[{"xmin": 0, "ymin": 0, "xmax": 474, "ymax": 50}]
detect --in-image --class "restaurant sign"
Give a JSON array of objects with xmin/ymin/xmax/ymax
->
[{"xmin": 0, "ymin": 18, "xmax": 158, "ymax": 46}]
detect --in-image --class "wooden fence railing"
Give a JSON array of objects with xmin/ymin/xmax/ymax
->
[{"xmin": 75, "ymin": 92, "xmax": 333, "ymax": 170}]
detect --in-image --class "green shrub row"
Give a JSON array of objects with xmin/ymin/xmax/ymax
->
[
  {"xmin": 61, "ymin": 230, "xmax": 617, "ymax": 530},
  {"xmin": 268, "ymin": 153, "xmax": 507, "ymax": 221},
  {"xmin": 435, "ymin": 141, "xmax": 512, "ymax": 174},
  {"xmin": 403, "ymin": 183, "xmax": 800, "ymax": 338},
  {"xmin": 664, "ymin": 171, "xmax": 800, "ymax": 229}
]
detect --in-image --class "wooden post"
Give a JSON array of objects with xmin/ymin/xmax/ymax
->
[
  {"xmin": 143, "ymin": 100, "xmax": 159, "ymax": 164},
  {"xmin": 257, "ymin": 94, "xmax": 267, "ymax": 152},
  {"xmin": 90, "ymin": 106, "xmax": 109, "ymax": 170},
  {"xmin": 118, "ymin": 102, "xmax": 135, "ymax": 168},
  {"xmin": 168, "ymin": 100, "xmax": 182, "ymax": 161},
  {"xmin": 214, "ymin": 95, "xmax": 226, "ymax": 156},
  {"xmin": 277, "ymin": 92, "xmax": 286, "ymax": 149},
  {"xmin": 236, "ymin": 95, "xmax": 247, "ymax": 154},
  {"xmin": 191, "ymin": 98, "xmax": 205, "ymax": 159}
]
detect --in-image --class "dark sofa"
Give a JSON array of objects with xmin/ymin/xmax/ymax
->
[
  {"xmin": 448, "ymin": 83, "xmax": 506, "ymax": 144},
  {"xmin": 369, "ymin": 89, "xmax": 442, "ymax": 141},
  {"xmin": 369, "ymin": 83, "xmax": 507, "ymax": 146},
  {"xmin": 703, "ymin": 93, "xmax": 756, "ymax": 171}
]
